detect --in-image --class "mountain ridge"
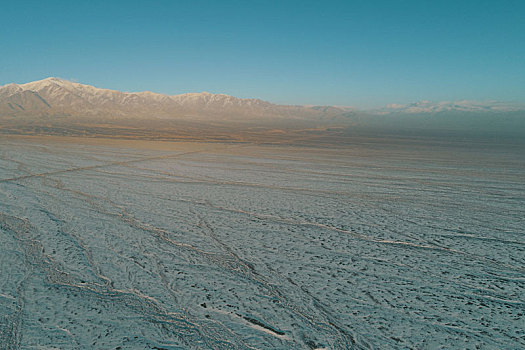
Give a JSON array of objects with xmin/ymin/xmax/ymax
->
[
  {"xmin": 0, "ymin": 78, "xmax": 354, "ymax": 122},
  {"xmin": 1, "ymin": 78, "xmax": 524, "ymax": 142},
  {"xmin": 2, "ymin": 78, "xmax": 523, "ymax": 121}
]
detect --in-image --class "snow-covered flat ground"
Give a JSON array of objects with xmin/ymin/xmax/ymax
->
[{"xmin": 0, "ymin": 136, "xmax": 523, "ymax": 349}]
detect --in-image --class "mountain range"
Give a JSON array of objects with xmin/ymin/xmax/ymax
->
[
  {"xmin": 3, "ymin": 78, "xmax": 523, "ymax": 120},
  {"xmin": 1, "ymin": 78, "xmax": 524, "ymax": 141},
  {"xmin": 0, "ymin": 77, "xmax": 354, "ymax": 122}
]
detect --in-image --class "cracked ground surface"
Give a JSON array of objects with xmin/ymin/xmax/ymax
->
[{"xmin": 0, "ymin": 136, "xmax": 523, "ymax": 349}]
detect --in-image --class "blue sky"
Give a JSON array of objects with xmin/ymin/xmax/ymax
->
[{"xmin": 1, "ymin": 0, "xmax": 523, "ymax": 107}]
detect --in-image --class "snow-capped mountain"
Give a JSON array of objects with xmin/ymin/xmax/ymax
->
[
  {"xmin": 1, "ymin": 78, "xmax": 523, "ymax": 140},
  {"xmin": 2, "ymin": 78, "xmax": 523, "ymax": 122},
  {"xmin": 0, "ymin": 78, "xmax": 352, "ymax": 121},
  {"xmin": 378, "ymin": 100, "xmax": 524, "ymax": 114}
]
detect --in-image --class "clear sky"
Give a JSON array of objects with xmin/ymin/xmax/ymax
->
[{"xmin": 1, "ymin": 0, "xmax": 523, "ymax": 107}]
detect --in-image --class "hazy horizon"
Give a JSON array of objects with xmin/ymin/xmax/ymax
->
[
  {"xmin": 4, "ymin": 76, "xmax": 525, "ymax": 110},
  {"xmin": 2, "ymin": 76, "xmax": 525, "ymax": 143}
]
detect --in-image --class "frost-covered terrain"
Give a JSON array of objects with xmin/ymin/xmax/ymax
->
[{"xmin": 0, "ymin": 136, "xmax": 523, "ymax": 349}]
